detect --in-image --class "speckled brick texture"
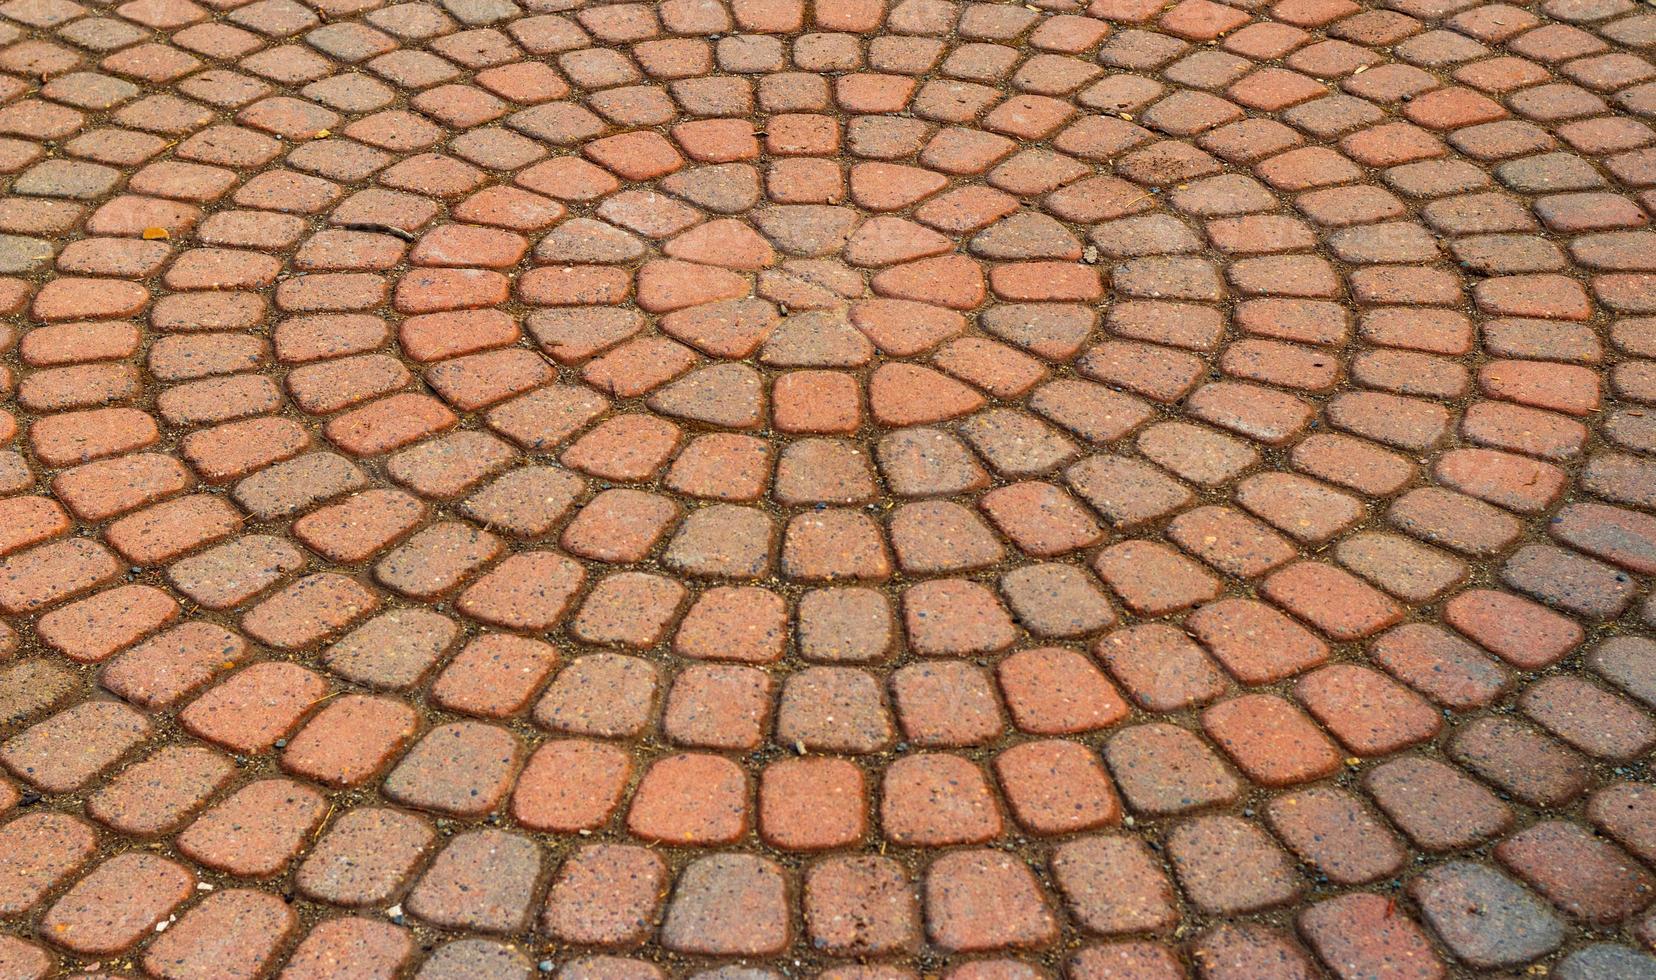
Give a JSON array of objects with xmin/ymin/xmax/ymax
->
[{"xmin": 0, "ymin": 0, "xmax": 1653, "ymax": 976}]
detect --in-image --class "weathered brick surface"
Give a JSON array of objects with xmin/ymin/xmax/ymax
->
[{"xmin": 0, "ymin": 0, "xmax": 1650, "ymax": 972}]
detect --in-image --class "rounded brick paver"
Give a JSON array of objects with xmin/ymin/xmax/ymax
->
[{"xmin": 0, "ymin": 0, "xmax": 1652, "ymax": 974}]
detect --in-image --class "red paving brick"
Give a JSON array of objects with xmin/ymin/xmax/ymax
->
[{"xmin": 0, "ymin": 0, "xmax": 1653, "ymax": 974}]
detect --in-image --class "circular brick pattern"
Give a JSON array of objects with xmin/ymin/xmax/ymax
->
[{"xmin": 0, "ymin": 0, "xmax": 1653, "ymax": 975}]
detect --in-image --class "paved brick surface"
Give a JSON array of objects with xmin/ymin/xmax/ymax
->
[{"xmin": 0, "ymin": 0, "xmax": 1653, "ymax": 975}]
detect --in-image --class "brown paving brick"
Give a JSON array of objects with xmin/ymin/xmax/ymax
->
[
  {"xmin": 241, "ymin": 572, "xmax": 382, "ymax": 650},
  {"xmin": 407, "ymin": 829, "xmax": 543, "ymax": 933},
  {"xmin": 463, "ymin": 466, "xmax": 585, "ymax": 537},
  {"xmin": 889, "ymin": 500, "xmax": 1003, "ymax": 573},
  {"xmin": 1390, "ymin": 486, "xmax": 1523, "ymax": 557},
  {"xmin": 1066, "ymin": 943, "xmax": 1184, "ymax": 980},
  {"xmin": 1190, "ymin": 923, "xmax": 1320, "ymax": 979},
  {"xmin": 86, "ymin": 744, "xmax": 233, "ymax": 837},
  {"xmin": 383, "ymin": 720, "xmax": 521, "ymax": 818},
  {"xmin": 979, "ymin": 481, "xmax": 1103, "ymax": 557},
  {"xmin": 901, "ymin": 578, "xmax": 1017, "ymax": 656},
  {"xmin": 1522, "ymin": 675, "xmax": 1656, "ymax": 760},
  {"xmin": 666, "ymin": 433, "xmax": 771, "ymax": 501},
  {"xmin": 557, "ymin": 955, "xmax": 667, "ymax": 980},
  {"xmin": 143, "ymin": 888, "xmax": 296, "ymax": 980},
  {"xmin": 1201, "ymin": 694, "xmax": 1341, "ymax": 787},
  {"xmin": 1103, "ymin": 723, "xmax": 1242, "ymax": 817},
  {"xmin": 876, "ymin": 427, "xmax": 989, "ymax": 497},
  {"xmin": 0, "ymin": 655, "xmax": 59, "ymax": 729},
  {"xmin": 572, "ymin": 572, "xmax": 687, "ymax": 649},
  {"xmin": 1592, "ymin": 637, "xmax": 1656, "ymax": 711},
  {"xmin": 1554, "ymin": 504, "xmax": 1656, "ymax": 576},
  {"xmin": 1, "ymin": 700, "xmax": 149, "ymax": 793},
  {"xmin": 453, "ymin": 552, "xmax": 582, "ymax": 636},
  {"xmin": 295, "ymin": 806, "xmax": 434, "ymax": 907},
  {"xmin": 758, "ymin": 756, "xmax": 866, "ymax": 850},
  {"xmin": 1450, "ymin": 715, "xmax": 1591, "ymax": 808},
  {"xmin": 100, "ymin": 621, "xmax": 244, "ymax": 710},
  {"xmin": 1093, "ymin": 539, "xmax": 1221, "ymax": 615},
  {"xmin": 1052, "ymin": 833, "xmax": 1178, "ymax": 936},
  {"xmin": 0, "ymin": 538, "xmax": 124, "ymax": 614},
  {"xmin": 674, "ymin": 586, "xmax": 787, "ymax": 663},
  {"xmin": 1295, "ymin": 664, "xmax": 1441, "ymax": 756},
  {"xmin": 804, "ymin": 855, "xmax": 920, "ymax": 955},
  {"xmin": 0, "ymin": 495, "xmax": 68, "ymax": 558},
  {"xmin": 1366, "ymin": 756, "xmax": 1513, "ymax": 852},
  {"xmin": 1496, "ymin": 820, "xmax": 1655, "ymax": 925},
  {"xmin": 180, "ymin": 660, "xmax": 328, "ymax": 754},
  {"xmin": 534, "ymin": 653, "xmax": 659, "ymax": 739},
  {"xmin": 282, "ymin": 918, "xmax": 414, "ymax": 980},
  {"xmin": 233, "ymin": 453, "xmax": 369, "ymax": 523},
  {"xmin": 374, "ymin": 521, "xmax": 503, "ymax": 599},
  {"xmin": 387, "ymin": 430, "xmax": 516, "ymax": 498},
  {"xmin": 1169, "ymin": 814, "xmax": 1303, "ymax": 915},
  {"xmin": 177, "ymin": 777, "xmax": 325, "ymax": 878},
  {"xmin": 997, "ymin": 647, "xmax": 1128, "ymax": 735},
  {"xmin": 543, "ymin": 843, "xmax": 668, "ymax": 947},
  {"xmin": 663, "ymin": 505, "xmax": 775, "ymax": 579},
  {"xmin": 1335, "ymin": 532, "xmax": 1466, "ymax": 603},
  {"xmin": 416, "ymin": 939, "xmax": 538, "ymax": 980},
  {"xmin": 51, "ymin": 453, "xmax": 191, "ymax": 521},
  {"xmin": 999, "ymin": 563, "xmax": 1116, "ymax": 639},
  {"xmin": 1263, "ymin": 560, "xmax": 1405, "ymax": 641},
  {"xmin": 322, "ymin": 609, "xmax": 458, "ymax": 692},
  {"xmin": 41, "ymin": 852, "xmax": 195, "ymax": 955},
  {"xmin": 891, "ymin": 661, "xmax": 1006, "ymax": 747},
  {"xmin": 627, "ymin": 752, "xmax": 748, "ymax": 845},
  {"xmin": 994, "ymin": 739, "xmax": 1121, "ymax": 836},
  {"xmin": 0, "ymin": 811, "xmax": 97, "ymax": 916},
  {"xmin": 1444, "ymin": 588, "xmax": 1583, "ymax": 669},
  {"xmin": 431, "ymin": 634, "xmax": 559, "ymax": 717},
  {"xmin": 774, "ymin": 666, "xmax": 892, "ymax": 753},
  {"xmin": 1095, "ymin": 624, "xmax": 1229, "ymax": 712},
  {"xmin": 662, "ymin": 854, "xmax": 789, "ymax": 956},
  {"xmin": 940, "ymin": 963, "xmax": 1043, "ymax": 980},
  {"xmin": 1168, "ymin": 504, "xmax": 1297, "ymax": 579},
  {"xmin": 182, "ymin": 418, "xmax": 307, "ymax": 485},
  {"xmin": 1589, "ymin": 783, "xmax": 1656, "ymax": 869},
  {"xmin": 1298, "ymin": 893, "xmax": 1445, "ymax": 980},
  {"xmin": 34, "ymin": 583, "xmax": 176, "ymax": 662},
  {"xmin": 924, "ymin": 850, "xmax": 1057, "ymax": 953},
  {"xmin": 1291, "ymin": 432, "xmax": 1415, "ymax": 497},
  {"xmin": 1236, "ymin": 473, "xmax": 1362, "ymax": 545},
  {"xmin": 328, "ymin": 392, "xmax": 458, "ymax": 457},
  {"xmin": 881, "ymin": 753, "xmax": 1003, "ymax": 846},
  {"xmin": 1409, "ymin": 861, "xmax": 1564, "ymax": 969},
  {"xmin": 1266, "ymin": 786, "xmax": 1406, "ymax": 886},
  {"xmin": 281, "ymin": 694, "xmax": 417, "ymax": 787},
  {"xmin": 167, "ymin": 536, "xmax": 302, "ymax": 611},
  {"xmin": 1187, "ymin": 597, "xmax": 1330, "ymax": 685},
  {"xmin": 0, "ymin": 935, "xmax": 50, "ymax": 980},
  {"xmin": 511, "ymin": 738, "xmax": 632, "ymax": 833}
]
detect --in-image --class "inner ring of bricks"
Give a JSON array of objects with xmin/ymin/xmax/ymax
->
[{"xmin": 0, "ymin": 0, "xmax": 1655, "ymax": 976}]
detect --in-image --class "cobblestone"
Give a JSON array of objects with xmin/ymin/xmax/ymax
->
[{"xmin": 0, "ymin": 0, "xmax": 1650, "ymax": 972}]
